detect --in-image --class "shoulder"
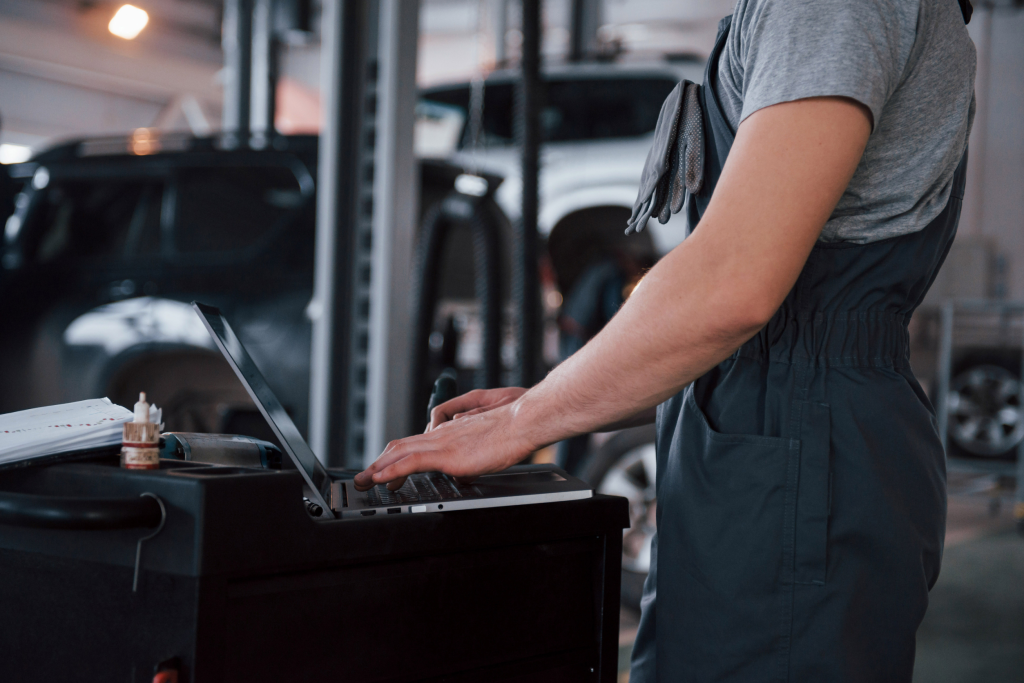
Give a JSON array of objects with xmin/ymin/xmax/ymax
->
[
  {"xmin": 725, "ymin": 0, "xmax": 925, "ymax": 127},
  {"xmin": 730, "ymin": 0, "xmax": 920, "ymax": 46}
]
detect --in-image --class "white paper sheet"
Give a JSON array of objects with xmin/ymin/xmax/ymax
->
[{"xmin": 0, "ymin": 398, "xmax": 136, "ymax": 465}]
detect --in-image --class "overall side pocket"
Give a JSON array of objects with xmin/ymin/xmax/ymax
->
[
  {"xmin": 671, "ymin": 389, "xmax": 798, "ymax": 592},
  {"xmin": 656, "ymin": 388, "xmax": 802, "ymax": 677}
]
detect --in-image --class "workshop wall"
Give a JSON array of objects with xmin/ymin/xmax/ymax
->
[{"xmin": 962, "ymin": 6, "xmax": 1024, "ymax": 301}]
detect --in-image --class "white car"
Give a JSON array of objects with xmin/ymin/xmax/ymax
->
[{"xmin": 418, "ymin": 59, "xmax": 703, "ymax": 292}]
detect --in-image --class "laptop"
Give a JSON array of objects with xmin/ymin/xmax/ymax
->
[{"xmin": 192, "ymin": 302, "xmax": 592, "ymax": 520}]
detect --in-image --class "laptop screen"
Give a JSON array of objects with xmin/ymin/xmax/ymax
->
[{"xmin": 192, "ymin": 302, "xmax": 334, "ymax": 515}]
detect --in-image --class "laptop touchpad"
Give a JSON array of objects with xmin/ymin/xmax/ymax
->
[{"xmin": 465, "ymin": 471, "xmax": 567, "ymax": 496}]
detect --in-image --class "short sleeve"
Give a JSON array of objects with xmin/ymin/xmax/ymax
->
[{"xmin": 733, "ymin": 0, "xmax": 916, "ymax": 130}]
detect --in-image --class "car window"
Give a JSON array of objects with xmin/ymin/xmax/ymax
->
[
  {"xmin": 544, "ymin": 78, "xmax": 678, "ymax": 142},
  {"xmin": 27, "ymin": 179, "xmax": 162, "ymax": 264},
  {"xmin": 420, "ymin": 76, "xmax": 678, "ymax": 147},
  {"xmin": 421, "ymin": 83, "xmax": 514, "ymax": 147},
  {"xmin": 173, "ymin": 165, "xmax": 304, "ymax": 255},
  {"xmin": 415, "ymin": 100, "xmax": 467, "ymax": 158}
]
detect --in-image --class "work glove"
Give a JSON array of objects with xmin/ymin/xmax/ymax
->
[{"xmin": 625, "ymin": 80, "xmax": 704, "ymax": 235}]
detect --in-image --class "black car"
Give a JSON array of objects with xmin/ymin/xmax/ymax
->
[{"xmin": 1, "ymin": 135, "xmax": 320, "ymax": 436}]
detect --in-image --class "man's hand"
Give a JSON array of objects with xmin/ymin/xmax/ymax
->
[
  {"xmin": 426, "ymin": 387, "xmax": 527, "ymax": 431},
  {"xmin": 352, "ymin": 387, "xmax": 530, "ymax": 492},
  {"xmin": 353, "ymin": 399, "xmax": 536, "ymax": 491}
]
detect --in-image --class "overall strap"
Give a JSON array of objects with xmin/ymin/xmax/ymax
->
[{"xmin": 686, "ymin": 16, "xmax": 735, "ymax": 230}]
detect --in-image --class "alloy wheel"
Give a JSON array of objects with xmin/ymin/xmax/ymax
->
[
  {"xmin": 597, "ymin": 442, "xmax": 657, "ymax": 573},
  {"xmin": 948, "ymin": 364, "xmax": 1024, "ymax": 457}
]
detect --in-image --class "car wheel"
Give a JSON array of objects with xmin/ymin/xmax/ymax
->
[
  {"xmin": 580, "ymin": 425, "xmax": 656, "ymax": 610},
  {"xmin": 946, "ymin": 360, "xmax": 1024, "ymax": 460},
  {"xmin": 107, "ymin": 351, "xmax": 255, "ymax": 434}
]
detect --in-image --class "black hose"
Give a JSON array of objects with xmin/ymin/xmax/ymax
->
[
  {"xmin": 0, "ymin": 491, "xmax": 163, "ymax": 530},
  {"xmin": 411, "ymin": 191, "xmax": 502, "ymax": 432},
  {"xmin": 473, "ymin": 199, "xmax": 503, "ymax": 388},
  {"xmin": 513, "ymin": 0, "xmax": 542, "ymax": 388}
]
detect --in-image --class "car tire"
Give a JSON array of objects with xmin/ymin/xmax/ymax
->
[
  {"xmin": 106, "ymin": 351, "xmax": 255, "ymax": 434},
  {"xmin": 580, "ymin": 424, "xmax": 657, "ymax": 611},
  {"xmin": 943, "ymin": 352, "xmax": 1023, "ymax": 461}
]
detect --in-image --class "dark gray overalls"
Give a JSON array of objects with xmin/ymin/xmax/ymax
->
[{"xmin": 630, "ymin": 16, "xmax": 968, "ymax": 683}]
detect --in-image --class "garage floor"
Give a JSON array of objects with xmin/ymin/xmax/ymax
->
[{"xmin": 616, "ymin": 466, "xmax": 1024, "ymax": 682}]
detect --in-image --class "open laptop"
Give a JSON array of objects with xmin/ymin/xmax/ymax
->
[{"xmin": 192, "ymin": 302, "xmax": 592, "ymax": 519}]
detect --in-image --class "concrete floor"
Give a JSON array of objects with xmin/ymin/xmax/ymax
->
[
  {"xmin": 914, "ymin": 477, "xmax": 1024, "ymax": 683},
  {"xmin": 616, "ymin": 467, "xmax": 1024, "ymax": 682}
]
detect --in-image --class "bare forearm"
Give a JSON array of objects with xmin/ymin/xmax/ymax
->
[
  {"xmin": 509, "ymin": 235, "xmax": 765, "ymax": 449},
  {"xmin": 509, "ymin": 97, "xmax": 872, "ymax": 452},
  {"xmin": 597, "ymin": 405, "xmax": 659, "ymax": 432}
]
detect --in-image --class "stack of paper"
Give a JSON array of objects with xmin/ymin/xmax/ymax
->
[{"xmin": 0, "ymin": 398, "xmax": 161, "ymax": 467}]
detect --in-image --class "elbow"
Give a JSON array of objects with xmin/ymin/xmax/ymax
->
[
  {"xmin": 712, "ymin": 290, "xmax": 780, "ymax": 342},
  {"xmin": 747, "ymin": 291, "xmax": 783, "ymax": 330}
]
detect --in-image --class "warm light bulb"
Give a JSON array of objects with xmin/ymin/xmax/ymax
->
[{"xmin": 109, "ymin": 4, "xmax": 149, "ymax": 40}]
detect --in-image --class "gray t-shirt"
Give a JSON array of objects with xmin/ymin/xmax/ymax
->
[{"xmin": 715, "ymin": 0, "xmax": 976, "ymax": 243}]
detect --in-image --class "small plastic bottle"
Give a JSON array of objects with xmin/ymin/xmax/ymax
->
[{"xmin": 122, "ymin": 392, "xmax": 160, "ymax": 470}]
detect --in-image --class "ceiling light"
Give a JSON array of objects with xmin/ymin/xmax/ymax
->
[
  {"xmin": 0, "ymin": 144, "xmax": 31, "ymax": 165},
  {"xmin": 109, "ymin": 5, "xmax": 149, "ymax": 40},
  {"xmin": 129, "ymin": 128, "xmax": 159, "ymax": 156}
]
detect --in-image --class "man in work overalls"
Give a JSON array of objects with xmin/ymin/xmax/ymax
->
[{"xmin": 357, "ymin": 0, "xmax": 977, "ymax": 679}]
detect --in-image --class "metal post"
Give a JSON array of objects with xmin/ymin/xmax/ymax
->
[
  {"xmin": 513, "ymin": 0, "xmax": 542, "ymax": 387},
  {"xmin": 1018, "ymin": 301, "xmax": 1024, "ymax": 526},
  {"xmin": 568, "ymin": 0, "xmax": 600, "ymax": 62},
  {"xmin": 309, "ymin": 0, "xmax": 377, "ymax": 468},
  {"xmin": 492, "ymin": 0, "xmax": 509, "ymax": 67},
  {"xmin": 966, "ymin": 5, "xmax": 993, "ymax": 237},
  {"xmin": 364, "ymin": 0, "xmax": 420, "ymax": 466},
  {"xmin": 250, "ymin": 0, "xmax": 278, "ymax": 142},
  {"xmin": 937, "ymin": 300, "xmax": 955, "ymax": 453},
  {"xmin": 222, "ymin": 0, "xmax": 253, "ymax": 144}
]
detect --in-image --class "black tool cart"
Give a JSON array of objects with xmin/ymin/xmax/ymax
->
[{"xmin": 0, "ymin": 453, "xmax": 628, "ymax": 683}]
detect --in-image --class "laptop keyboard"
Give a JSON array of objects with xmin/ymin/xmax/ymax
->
[{"xmin": 366, "ymin": 472, "xmax": 462, "ymax": 507}]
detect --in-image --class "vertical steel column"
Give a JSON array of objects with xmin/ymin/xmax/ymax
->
[
  {"xmin": 364, "ymin": 0, "xmax": 420, "ymax": 465},
  {"xmin": 1018, "ymin": 303, "xmax": 1024, "ymax": 524},
  {"xmin": 309, "ymin": 0, "xmax": 378, "ymax": 468},
  {"xmin": 492, "ymin": 0, "xmax": 509, "ymax": 67},
  {"xmin": 222, "ymin": 0, "xmax": 253, "ymax": 144},
  {"xmin": 250, "ymin": 0, "xmax": 278, "ymax": 142},
  {"xmin": 512, "ymin": 0, "xmax": 542, "ymax": 387},
  {"xmin": 568, "ymin": 0, "xmax": 600, "ymax": 62},
  {"xmin": 966, "ymin": 5, "xmax": 993, "ymax": 237},
  {"xmin": 569, "ymin": 0, "xmax": 585, "ymax": 62}
]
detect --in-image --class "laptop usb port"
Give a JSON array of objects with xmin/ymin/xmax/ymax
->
[
  {"xmin": 387, "ymin": 508, "xmax": 401, "ymax": 514},
  {"xmin": 360, "ymin": 510, "xmax": 376, "ymax": 517}
]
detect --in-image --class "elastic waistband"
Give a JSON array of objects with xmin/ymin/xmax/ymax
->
[{"xmin": 734, "ymin": 311, "xmax": 910, "ymax": 368}]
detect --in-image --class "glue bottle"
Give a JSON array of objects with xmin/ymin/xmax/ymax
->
[{"xmin": 122, "ymin": 392, "xmax": 160, "ymax": 470}]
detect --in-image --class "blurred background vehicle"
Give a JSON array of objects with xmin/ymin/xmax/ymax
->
[{"xmin": 0, "ymin": 134, "xmax": 319, "ymax": 441}]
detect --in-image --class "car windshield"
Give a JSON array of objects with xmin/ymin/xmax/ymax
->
[{"xmin": 418, "ymin": 76, "xmax": 678, "ymax": 151}]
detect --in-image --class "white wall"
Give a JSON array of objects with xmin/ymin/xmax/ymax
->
[{"xmin": 963, "ymin": 6, "xmax": 1024, "ymax": 300}]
